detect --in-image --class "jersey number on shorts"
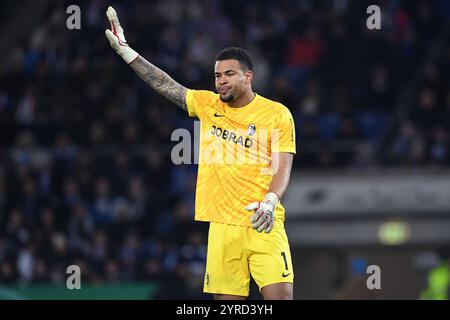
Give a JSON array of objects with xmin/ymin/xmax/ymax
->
[{"xmin": 281, "ymin": 252, "xmax": 289, "ymax": 271}]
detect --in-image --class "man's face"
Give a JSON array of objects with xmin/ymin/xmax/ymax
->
[{"xmin": 214, "ymin": 59, "xmax": 252, "ymax": 103}]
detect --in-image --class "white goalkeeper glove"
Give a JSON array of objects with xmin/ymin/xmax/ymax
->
[
  {"xmin": 105, "ymin": 6, "xmax": 139, "ymax": 64},
  {"xmin": 246, "ymin": 192, "xmax": 279, "ymax": 233}
]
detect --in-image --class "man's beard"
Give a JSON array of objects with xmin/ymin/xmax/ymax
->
[{"xmin": 220, "ymin": 93, "xmax": 234, "ymax": 103}]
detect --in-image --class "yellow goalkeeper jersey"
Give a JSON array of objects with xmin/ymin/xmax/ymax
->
[{"xmin": 186, "ymin": 89, "xmax": 296, "ymax": 227}]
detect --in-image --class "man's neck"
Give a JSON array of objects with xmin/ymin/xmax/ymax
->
[{"xmin": 227, "ymin": 89, "xmax": 256, "ymax": 108}]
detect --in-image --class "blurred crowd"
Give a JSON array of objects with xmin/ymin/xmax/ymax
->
[{"xmin": 0, "ymin": 0, "xmax": 449, "ymax": 297}]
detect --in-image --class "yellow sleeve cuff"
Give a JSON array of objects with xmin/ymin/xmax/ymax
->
[
  {"xmin": 272, "ymin": 147, "xmax": 296, "ymax": 154},
  {"xmin": 185, "ymin": 89, "xmax": 197, "ymax": 117}
]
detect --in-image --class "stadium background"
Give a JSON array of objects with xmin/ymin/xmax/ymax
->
[{"xmin": 0, "ymin": 0, "xmax": 449, "ymax": 299}]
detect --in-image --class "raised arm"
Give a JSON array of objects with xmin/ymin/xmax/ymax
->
[
  {"xmin": 129, "ymin": 57, "xmax": 187, "ymax": 110},
  {"xmin": 105, "ymin": 6, "xmax": 187, "ymax": 110}
]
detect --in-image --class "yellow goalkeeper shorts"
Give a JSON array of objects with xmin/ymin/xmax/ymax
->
[{"xmin": 203, "ymin": 220, "xmax": 294, "ymax": 297}]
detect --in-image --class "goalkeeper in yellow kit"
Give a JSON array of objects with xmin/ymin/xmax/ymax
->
[{"xmin": 105, "ymin": 6, "xmax": 296, "ymax": 300}]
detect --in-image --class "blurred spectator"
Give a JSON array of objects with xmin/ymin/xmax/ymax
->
[
  {"xmin": 428, "ymin": 126, "xmax": 449, "ymax": 165},
  {"xmin": 90, "ymin": 177, "xmax": 115, "ymax": 226},
  {"xmin": 17, "ymin": 242, "xmax": 35, "ymax": 284},
  {"xmin": 410, "ymin": 87, "xmax": 441, "ymax": 133},
  {"xmin": 391, "ymin": 121, "xmax": 425, "ymax": 165}
]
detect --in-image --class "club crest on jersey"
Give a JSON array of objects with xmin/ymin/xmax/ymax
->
[{"xmin": 247, "ymin": 124, "xmax": 256, "ymax": 136}]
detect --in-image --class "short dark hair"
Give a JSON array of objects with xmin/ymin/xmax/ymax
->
[{"xmin": 215, "ymin": 47, "xmax": 253, "ymax": 71}]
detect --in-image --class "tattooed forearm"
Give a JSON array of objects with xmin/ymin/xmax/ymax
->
[{"xmin": 130, "ymin": 56, "xmax": 187, "ymax": 110}]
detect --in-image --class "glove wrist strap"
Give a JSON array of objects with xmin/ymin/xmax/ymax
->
[
  {"xmin": 264, "ymin": 192, "xmax": 279, "ymax": 207},
  {"xmin": 120, "ymin": 46, "xmax": 139, "ymax": 64}
]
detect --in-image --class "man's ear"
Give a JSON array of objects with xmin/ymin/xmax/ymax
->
[{"xmin": 245, "ymin": 70, "xmax": 253, "ymax": 85}]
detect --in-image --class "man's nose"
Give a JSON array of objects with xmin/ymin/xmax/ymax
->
[{"xmin": 217, "ymin": 75, "xmax": 227, "ymax": 84}]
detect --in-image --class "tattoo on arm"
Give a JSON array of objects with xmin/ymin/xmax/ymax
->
[{"xmin": 130, "ymin": 56, "xmax": 187, "ymax": 110}]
